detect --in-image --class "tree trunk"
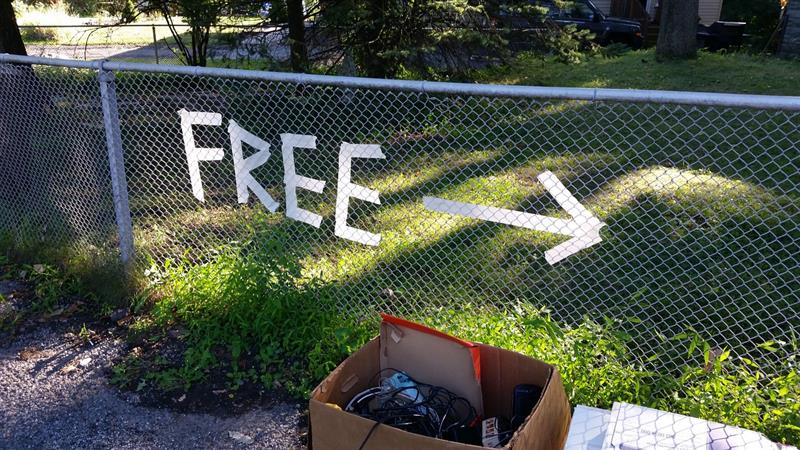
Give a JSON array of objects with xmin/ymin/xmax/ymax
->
[
  {"xmin": 0, "ymin": 0, "xmax": 27, "ymax": 55},
  {"xmin": 656, "ymin": 0, "xmax": 698, "ymax": 59},
  {"xmin": 0, "ymin": 0, "xmax": 28, "ymax": 229},
  {"xmin": 287, "ymin": 0, "xmax": 308, "ymax": 72},
  {"xmin": 0, "ymin": 1, "xmax": 76, "ymax": 246},
  {"xmin": 357, "ymin": 0, "xmax": 389, "ymax": 78}
]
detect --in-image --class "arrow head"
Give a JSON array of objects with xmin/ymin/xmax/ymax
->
[
  {"xmin": 545, "ymin": 223, "xmax": 605, "ymax": 265},
  {"xmin": 537, "ymin": 171, "xmax": 606, "ymax": 265}
]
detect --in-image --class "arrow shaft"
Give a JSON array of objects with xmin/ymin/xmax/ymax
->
[
  {"xmin": 422, "ymin": 171, "xmax": 606, "ymax": 265},
  {"xmin": 422, "ymin": 196, "xmax": 579, "ymax": 236}
]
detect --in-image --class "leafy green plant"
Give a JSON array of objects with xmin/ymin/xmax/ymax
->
[
  {"xmin": 23, "ymin": 263, "xmax": 79, "ymax": 312},
  {"xmin": 538, "ymin": 23, "xmax": 597, "ymax": 64},
  {"xmin": 78, "ymin": 323, "xmax": 92, "ymax": 344},
  {"xmin": 319, "ymin": 0, "xmax": 506, "ymax": 78},
  {"xmin": 1, "ymin": 229, "xmax": 132, "ymax": 312},
  {"xmin": 19, "ymin": 26, "xmax": 58, "ymax": 43},
  {"xmin": 136, "ymin": 247, "xmax": 800, "ymax": 445},
  {"xmin": 147, "ymin": 231, "xmax": 373, "ymax": 394}
]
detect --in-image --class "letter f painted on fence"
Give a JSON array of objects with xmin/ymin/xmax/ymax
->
[{"xmin": 179, "ymin": 109, "xmax": 224, "ymax": 203}]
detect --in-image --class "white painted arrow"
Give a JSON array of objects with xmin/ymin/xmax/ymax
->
[{"xmin": 423, "ymin": 171, "xmax": 605, "ymax": 265}]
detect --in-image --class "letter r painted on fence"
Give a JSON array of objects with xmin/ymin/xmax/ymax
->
[
  {"xmin": 179, "ymin": 109, "xmax": 224, "ymax": 203},
  {"xmin": 282, "ymin": 134, "xmax": 326, "ymax": 228},
  {"xmin": 229, "ymin": 120, "xmax": 279, "ymax": 212},
  {"xmin": 335, "ymin": 143, "xmax": 385, "ymax": 246}
]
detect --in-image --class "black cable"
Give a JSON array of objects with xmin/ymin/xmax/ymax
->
[
  {"xmin": 347, "ymin": 369, "xmax": 478, "ymax": 442},
  {"xmin": 357, "ymin": 421, "xmax": 381, "ymax": 450}
]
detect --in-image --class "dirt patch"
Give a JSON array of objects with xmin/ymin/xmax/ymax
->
[{"xmin": 0, "ymin": 268, "xmax": 306, "ymax": 449}]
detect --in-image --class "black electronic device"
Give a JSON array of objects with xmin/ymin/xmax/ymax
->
[{"xmin": 511, "ymin": 384, "xmax": 543, "ymax": 430}]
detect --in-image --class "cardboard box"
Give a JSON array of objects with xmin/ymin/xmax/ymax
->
[{"xmin": 310, "ymin": 337, "xmax": 571, "ymax": 450}]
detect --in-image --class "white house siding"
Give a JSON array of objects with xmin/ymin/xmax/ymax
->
[
  {"xmin": 698, "ymin": 0, "xmax": 723, "ymax": 24},
  {"xmin": 594, "ymin": 0, "xmax": 722, "ymax": 24},
  {"xmin": 594, "ymin": 0, "xmax": 612, "ymax": 14}
]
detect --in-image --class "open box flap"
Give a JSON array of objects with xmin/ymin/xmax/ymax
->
[{"xmin": 379, "ymin": 314, "xmax": 484, "ymax": 417}]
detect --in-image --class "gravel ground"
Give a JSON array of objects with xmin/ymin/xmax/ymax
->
[{"xmin": 0, "ymin": 281, "xmax": 305, "ymax": 450}]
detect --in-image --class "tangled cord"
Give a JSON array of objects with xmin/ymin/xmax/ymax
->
[{"xmin": 346, "ymin": 369, "xmax": 478, "ymax": 447}]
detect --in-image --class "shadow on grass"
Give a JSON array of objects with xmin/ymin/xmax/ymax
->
[{"xmin": 325, "ymin": 165, "xmax": 798, "ymax": 366}]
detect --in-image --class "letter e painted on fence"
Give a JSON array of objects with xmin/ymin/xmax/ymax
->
[
  {"xmin": 179, "ymin": 109, "xmax": 224, "ymax": 203},
  {"xmin": 281, "ymin": 134, "xmax": 326, "ymax": 227},
  {"xmin": 335, "ymin": 143, "xmax": 385, "ymax": 246},
  {"xmin": 229, "ymin": 120, "xmax": 279, "ymax": 212}
]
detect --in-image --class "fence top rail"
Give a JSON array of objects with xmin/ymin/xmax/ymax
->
[
  {"xmin": 17, "ymin": 23, "xmax": 272, "ymax": 28},
  {"xmin": 2, "ymin": 53, "xmax": 800, "ymax": 111}
]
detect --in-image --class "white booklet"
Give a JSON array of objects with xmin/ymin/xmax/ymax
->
[
  {"xmin": 600, "ymin": 402, "xmax": 790, "ymax": 450},
  {"xmin": 563, "ymin": 405, "xmax": 611, "ymax": 450}
]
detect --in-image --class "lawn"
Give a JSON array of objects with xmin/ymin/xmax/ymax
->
[
  {"xmin": 14, "ymin": 1, "xmax": 262, "ymax": 46},
  {"xmin": 481, "ymin": 49, "xmax": 800, "ymax": 96},
  {"xmin": 85, "ymin": 66, "xmax": 796, "ymax": 390}
]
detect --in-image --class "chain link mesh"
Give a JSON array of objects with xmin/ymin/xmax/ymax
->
[
  {"xmin": 1, "ymin": 61, "xmax": 798, "ymax": 377},
  {"xmin": 0, "ymin": 63, "xmax": 116, "ymax": 255}
]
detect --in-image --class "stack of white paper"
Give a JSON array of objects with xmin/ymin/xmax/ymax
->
[
  {"xmin": 563, "ymin": 402, "xmax": 798, "ymax": 450},
  {"xmin": 600, "ymin": 402, "xmax": 788, "ymax": 450},
  {"xmin": 563, "ymin": 405, "xmax": 611, "ymax": 450}
]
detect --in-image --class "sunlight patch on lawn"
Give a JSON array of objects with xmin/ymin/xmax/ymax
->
[{"xmin": 300, "ymin": 153, "xmax": 617, "ymax": 281}]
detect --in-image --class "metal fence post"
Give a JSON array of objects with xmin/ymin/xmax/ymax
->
[
  {"xmin": 152, "ymin": 25, "xmax": 160, "ymax": 64},
  {"xmin": 98, "ymin": 63, "xmax": 135, "ymax": 266}
]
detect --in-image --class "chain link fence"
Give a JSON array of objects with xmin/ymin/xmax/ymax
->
[{"xmin": 1, "ymin": 55, "xmax": 798, "ymax": 377}]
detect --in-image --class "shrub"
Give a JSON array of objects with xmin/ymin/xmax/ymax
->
[
  {"xmin": 538, "ymin": 23, "xmax": 598, "ymax": 64},
  {"xmin": 720, "ymin": 0, "xmax": 783, "ymax": 51},
  {"xmin": 143, "ymin": 246, "xmax": 799, "ymax": 444},
  {"xmin": 424, "ymin": 306, "xmax": 799, "ymax": 444},
  {"xmin": 20, "ymin": 27, "xmax": 58, "ymax": 43}
]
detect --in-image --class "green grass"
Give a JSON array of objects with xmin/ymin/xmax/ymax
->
[
  {"xmin": 428, "ymin": 308, "xmax": 800, "ymax": 445},
  {"xmin": 136, "ymin": 238, "xmax": 800, "ymax": 443},
  {"xmin": 15, "ymin": 2, "xmax": 263, "ymax": 46},
  {"xmin": 0, "ymin": 229, "xmax": 131, "ymax": 311},
  {"xmin": 20, "ymin": 25, "xmax": 183, "ymax": 46},
  {"xmin": 20, "ymin": 26, "xmax": 257, "ymax": 48},
  {"xmin": 480, "ymin": 49, "xmax": 800, "ymax": 95}
]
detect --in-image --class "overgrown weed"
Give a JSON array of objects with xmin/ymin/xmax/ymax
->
[{"xmin": 141, "ymin": 231, "xmax": 373, "ymax": 394}]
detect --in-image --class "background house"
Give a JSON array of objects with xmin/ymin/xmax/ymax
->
[
  {"xmin": 593, "ymin": 0, "xmax": 724, "ymax": 25},
  {"xmin": 779, "ymin": 0, "xmax": 800, "ymax": 55}
]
